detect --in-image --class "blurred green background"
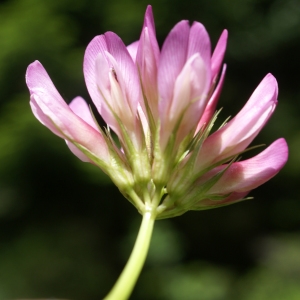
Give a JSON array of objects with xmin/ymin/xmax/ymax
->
[{"xmin": 0, "ymin": 0, "xmax": 299, "ymax": 299}]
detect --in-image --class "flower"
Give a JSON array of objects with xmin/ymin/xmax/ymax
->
[{"xmin": 26, "ymin": 5, "xmax": 288, "ymax": 218}]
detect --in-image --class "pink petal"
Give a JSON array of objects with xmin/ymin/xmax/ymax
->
[
  {"xmin": 69, "ymin": 96, "xmax": 100, "ymax": 132},
  {"xmin": 196, "ymin": 73, "xmax": 278, "ymax": 169},
  {"xmin": 211, "ymin": 30, "xmax": 228, "ymax": 82},
  {"xmin": 66, "ymin": 96, "xmax": 101, "ymax": 162},
  {"xmin": 158, "ymin": 20, "xmax": 190, "ymax": 113},
  {"xmin": 127, "ymin": 41, "xmax": 139, "ymax": 62},
  {"xmin": 26, "ymin": 61, "xmax": 109, "ymax": 163},
  {"xmin": 161, "ymin": 54, "xmax": 210, "ymax": 146},
  {"xmin": 196, "ymin": 64, "xmax": 227, "ymax": 132},
  {"xmin": 188, "ymin": 21, "xmax": 211, "ymax": 82},
  {"xmin": 144, "ymin": 6, "xmax": 157, "ymax": 37},
  {"xmin": 170, "ymin": 54, "xmax": 208, "ymax": 119},
  {"xmin": 65, "ymin": 141, "xmax": 91, "ymax": 162},
  {"xmin": 136, "ymin": 5, "xmax": 160, "ymax": 118},
  {"xmin": 96, "ymin": 52, "xmax": 135, "ymax": 133},
  {"xmin": 84, "ymin": 33, "xmax": 141, "ymax": 128},
  {"xmin": 208, "ymin": 138, "xmax": 288, "ymax": 194},
  {"xmin": 140, "ymin": 5, "xmax": 160, "ymax": 64},
  {"xmin": 84, "ymin": 35, "xmax": 108, "ymax": 112},
  {"xmin": 30, "ymin": 95, "xmax": 64, "ymax": 138},
  {"xmin": 84, "ymin": 36, "xmax": 122, "ymax": 135},
  {"xmin": 103, "ymin": 32, "xmax": 141, "ymax": 112}
]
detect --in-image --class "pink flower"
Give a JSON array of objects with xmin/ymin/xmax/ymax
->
[{"xmin": 26, "ymin": 5, "xmax": 288, "ymax": 218}]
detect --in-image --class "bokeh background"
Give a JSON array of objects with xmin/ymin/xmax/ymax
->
[{"xmin": 0, "ymin": 0, "xmax": 299, "ymax": 299}]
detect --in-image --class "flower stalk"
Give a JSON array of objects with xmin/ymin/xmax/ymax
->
[{"xmin": 104, "ymin": 207, "xmax": 156, "ymax": 300}]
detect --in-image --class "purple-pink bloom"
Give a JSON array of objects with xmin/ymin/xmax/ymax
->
[{"xmin": 26, "ymin": 5, "xmax": 288, "ymax": 218}]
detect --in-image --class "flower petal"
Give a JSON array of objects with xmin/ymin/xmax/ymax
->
[
  {"xmin": 188, "ymin": 21, "xmax": 211, "ymax": 81},
  {"xmin": 103, "ymin": 31, "xmax": 141, "ymax": 113},
  {"xmin": 170, "ymin": 55, "xmax": 204, "ymax": 116},
  {"xmin": 127, "ymin": 41, "xmax": 139, "ymax": 62},
  {"xmin": 167, "ymin": 54, "xmax": 210, "ymax": 144},
  {"xmin": 211, "ymin": 30, "xmax": 228, "ymax": 83},
  {"xmin": 158, "ymin": 20, "xmax": 190, "ymax": 114},
  {"xmin": 208, "ymin": 138, "xmax": 288, "ymax": 194},
  {"xmin": 84, "ymin": 35, "xmax": 108, "ymax": 112},
  {"xmin": 97, "ymin": 52, "xmax": 135, "ymax": 131},
  {"xmin": 136, "ymin": 5, "xmax": 160, "ymax": 119},
  {"xmin": 196, "ymin": 73, "xmax": 278, "ymax": 169},
  {"xmin": 26, "ymin": 61, "xmax": 109, "ymax": 164},
  {"xmin": 196, "ymin": 64, "xmax": 227, "ymax": 132},
  {"xmin": 84, "ymin": 33, "xmax": 141, "ymax": 128},
  {"xmin": 66, "ymin": 96, "xmax": 101, "ymax": 161},
  {"xmin": 139, "ymin": 5, "xmax": 160, "ymax": 64},
  {"xmin": 69, "ymin": 96, "xmax": 100, "ymax": 132}
]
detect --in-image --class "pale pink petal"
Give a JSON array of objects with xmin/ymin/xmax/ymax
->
[
  {"xmin": 208, "ymin": 138, "xmax": 288, "ymax": 194},
  {"xmin": 104, "ymin": 31, "xmax": 141, "ymax": 113},
  {"xmin": 136, "ymin": 27, "xmax": 159, "ymax": 118},
  {"xmin": 196, "ymin": 73, "xmax": 278, "ymax": 169},
  {"xmin": 137, "ymin": 104, "xmax": 150, "ymax": 141},
  {"xmin": 84, "ymin": 35, "xmax": 108, "ymax": 112},
  {"xmin": 69, "ymin": 96, "xmax": 100, "ymax": 132},
  {"xmin": 93, "ymin": 54, "xmax": 123, "ymax": 134},
  {"xmin": 30, "ymin": 95, "xmax": 64, "ymax": 138},
  {"xmin": 27, "ymin": 61, "xmax": 109, "ymax": 163},
  {"xmin": 84, "ymin": 36, "xmax": 124, "ymax": 135},
  {"xmin": 140, "ymin": 5, "xmax": 160, "ymax": 63},
  {"xmin": 127, "ymin": 41, "xmax": 139, "ymax": 62},
  {"xmin": 158, "ymin": 21, "xmax": 190, "ymax": 111},
  {"xmin": 65, "ymin": 141, "xmax": 91, "ymax": 162},
  {"xmin": 188, "ymin": 21, "xmax": 211, "ymax": 82},
  {"xmin": 84, "ymin": 32, "xmax": 142, "ymax": 141},
  {"xmin": 170, "ymin": 54, "xmax": 207, "ymax": 120},
  {"xmin": 144, "ymin": 6, "xmax": 157, "ymax": 37},
  {"xmin": 67, "ymin": 96, "xmax": 101, "ymax": 161},
  {"xmin": 104, "ymin": 52, "xmax": 137, "ymax": 132},
  {"xmin": 136, "ymin": 5, "xmax": 160, "ymax": 118},
  {"xmin": 169, "ymin": 54, "xmax": 210, "ymax": 142},
  {"xmin": 196, "ymin": 64, "xmax": 227, "ymax": 132},
  {"xmin": 94, "ymin": 53, "xmax": 111, "ymax": 106},
  {"xmin": 84, "ymin": 32, "xmax": 140, "ymax": 115},
  {"xmin": 211, "ymin": 30, "xmax": 228, "ymax": 82},
  {"xmin": 92, "ymin": 52, "xmax": 123, "ymax": 137}
]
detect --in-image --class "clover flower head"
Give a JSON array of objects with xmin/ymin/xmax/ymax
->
[{"xmin": 26, "ymin": 5, "xmax": 288, "ymax": 219}]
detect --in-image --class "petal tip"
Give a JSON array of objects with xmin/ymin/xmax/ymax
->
[
  {"xmin": 221, "ymin": 29, "xmax": 228, "ymax": 39},
  {"xmin": 26, "ymin": 60, "xmax": 42, "ymax": 77},
  {"xmin": 274, "ymin": 137, "xmax": 289, "ymax": 164},
  {"xmin": 26, "ymin": 60, "xmax": 48, "ymax": 91},
  {"xmin": 146, "ymin": 5, "xmax": 153, "ymax": 14}
]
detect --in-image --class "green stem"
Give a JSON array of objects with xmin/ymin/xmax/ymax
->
[{"xmin": 104, "ymin": 208, "xmax": 156, "ymax": 300}]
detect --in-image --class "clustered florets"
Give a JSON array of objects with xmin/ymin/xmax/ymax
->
[{"xmin": 26, "ymin": 5, "xmax": 288, "ymax": 219}]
